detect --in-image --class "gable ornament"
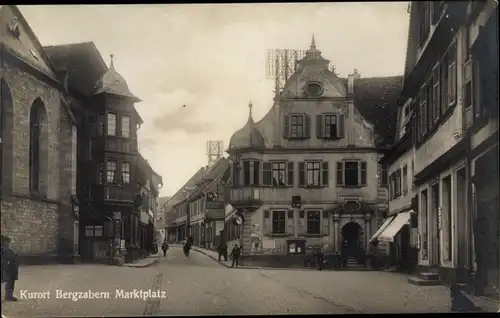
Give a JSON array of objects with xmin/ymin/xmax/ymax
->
[{"xmin": 7, "ymin": 17, "xmax": 20, "ymax": 38}]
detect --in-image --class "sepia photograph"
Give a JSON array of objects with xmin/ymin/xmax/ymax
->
[{"xmin": 1, "ymin": 2, "xmax": 499, "ymax": 316}]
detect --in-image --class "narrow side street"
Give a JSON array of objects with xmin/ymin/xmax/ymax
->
[{"xmin": 5, "ymin": 247, "xmax": 497, "ymax": 317}]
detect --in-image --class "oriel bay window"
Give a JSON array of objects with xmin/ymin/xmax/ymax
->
[
  {"xmin": 316, "ymin": 113, "xmax": 345, "ymax": 139},
  {"xmin": 121, "ymin": 162, "xmax": 131, "ymax": 185},
  {"xmin": 233, "ymin": 159, "xmax": 262, "ymax": 186},
  {"xmin": 298, "ymin": 161, "xmax": 328, "ymax": 187},
  {"xmin": 107, "ymin": 112, "xmax": 117, "ymax": 136},
  {"xmin": 336, "ymin": 161, "xmax": 366, "ymax": 187},
  {"xmin": 106, "ymin": 160, "xmax": 117, "ymax": 183},
  {"xmin": 283, "ymin": 113, "xmax": 311, "ymax": 139},
  {"xmin": 121, "ymin": 115, "xmax": 131, "ymax": 138}
]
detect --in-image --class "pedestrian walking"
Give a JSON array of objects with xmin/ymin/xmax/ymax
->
[
  {"xmin": 230, "ymin": 244, "xmax": 241, "ymax": 268},
  {"xmin": 183, "ymin": 241, "xmax": 190, "ymax": 257},
  {"xmin": 1, "ymin": 235, "xmax": 19, "ymax": 301},
  {"xmin": 218, "ymin": 242, "xmax": 228, "ymax": 262},
  {"xmin": 161, "ymin": 240, "xmax": 169, "ymax": 257},
  {"xmin": 315, "ymin": 248, "xmax": 325, "ymax": 271}
]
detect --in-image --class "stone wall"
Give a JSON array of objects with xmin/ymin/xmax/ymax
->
[{"xmin": 1, "ymin": 51, "xmax": 75, "ymax": 260}]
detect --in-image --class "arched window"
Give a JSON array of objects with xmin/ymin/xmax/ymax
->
[
  {"xmin": 29, "ymin": 98, "xmax": 47, "ymax": 193},
  {"xmin": 1, "ymin": 79, "xmax": 14, "ymax": 191}
]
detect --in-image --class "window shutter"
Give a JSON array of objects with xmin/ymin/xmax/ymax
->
[
  {"xmin": 287, "ymin": 162, "xmax": 294, "ymax": 186},
  {"xmin": 298, "ymin": 210, "xmax": 306, "ymax": 235},
  {"xmin": 321, "ymin": 213, "xmax": 329, "ymax": 235},
  {"xmin": 316, "ymin": 114, "xmax": 323, "ymax": 138},
  {"xmin": 286, "ymin": 210, "xmax": 294, "ymax": 235},
  {"xmin": 298, "ymin": 162, "xmax": 306, "ymax": 187},
  {"xmin": 336, "ymin": 162, "xmax": 343, "ymax": 185},
  {"xmin": 360, "ymin": 161, "xmax": 367, "ymax": 186},
  {"xmin": 304, "ymin": 114, "xmax": 311, "ymax": 138},
  {"xmin": 262, "ymin": 162, "xmax": 272, "ymax": 186},
  {"xmin": 321, "ymin": 161, "xmax": 329, "ymax": 186},
  {"xmin": 377, "ymin": 164, "xmax": 381, "ymax": 187},
  {"xmin": 337, "ymin": 114, "xmax": 345, "ymax": 138},
  {"xmin": 263, "ymin": 210, "xmax": 271, "ymax": 235},
  {"xmin": 283, "ymin": 114, "xmax": 290, "ymax": 138}
]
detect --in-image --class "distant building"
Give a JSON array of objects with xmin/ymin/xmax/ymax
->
[
  {"xmin": 165, "ymin": 167, "xmax": 207, "ymax": 242},
  {"xmin": 224, "ymin": 37, "xmax": 401, "ymax": 265},
  {"xmin": 187, "ymin": 158, "xmax": 229, "ymax": 249},
  {"xmin": 156, "ymin": 196, "xmax": 171, "ymax": 243}
]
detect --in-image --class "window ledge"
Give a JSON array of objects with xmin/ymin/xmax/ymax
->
[
  {"xmin": 266, "ymin": 233, "xmax": 292, "ymax": 237},
  {"xmin": 337, "ymin": 185, "xmax": 365, "ymax": 189},
  {"xmin": 300, "ymin": 233, "xmax": 328, "ymax": 238},
  {"xmin": 286, "ymin": 137, "xmax": 311, "ymax": 140},
  {"xmin": 299, "ymin": 185, "xmax": 327, "ymax": 189}
]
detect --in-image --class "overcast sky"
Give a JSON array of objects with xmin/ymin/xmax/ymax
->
[{"xmin": 21, "ymin": 3, "xmax": 409, "ymax": 197}]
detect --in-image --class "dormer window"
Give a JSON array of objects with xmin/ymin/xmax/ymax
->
[{"xmin": 107, "ymin": 112, "xmax": 117, "ymax": 136}]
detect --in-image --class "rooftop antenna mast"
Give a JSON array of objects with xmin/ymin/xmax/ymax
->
[
  {"xmin": 206, "ymin": 140, "xmax": 223, "ymax": 165},
  {"xmin": 266, "ymin": 48, "xmax": 306, "ymax": 96}
]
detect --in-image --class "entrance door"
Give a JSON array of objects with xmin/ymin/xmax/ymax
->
[
  {"xmin": 456, "ymin": 168, "xmax": 468, "ymax": 280},
  {"xmin": 430, "ymin": 183, "xmax": 440, "ymax": 266},
  {"xmin": 341, "ymin": 222, "xmax": 363, "ymax": 259}
]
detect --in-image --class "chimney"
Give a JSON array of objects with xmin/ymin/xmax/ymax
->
[
  {"xmin": 347, "ymin": 74, "xmax": 354, "ymax": 95},
  {"xmin": 353, "ymin": 69, "xmax": 361, "ymax": 80}
]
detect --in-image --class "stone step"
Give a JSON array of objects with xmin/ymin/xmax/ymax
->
[
  {"xmin": 408, "ymin": 276, "xmax": 441, "ymax": 286},
  {"xmin": 419, "ymin": 272, "xmax": 440, "ymax": 281}
]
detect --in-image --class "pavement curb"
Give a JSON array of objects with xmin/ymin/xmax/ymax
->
[{"xmin": 122, "ymin": 256, "xmax": 159, "ymax": 268}]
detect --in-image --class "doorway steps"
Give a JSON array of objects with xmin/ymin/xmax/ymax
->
[
  {"xmin": 408, "ymin": 271, "xmax": 441, "ymax": 286},
  {"xmin": 346, "ymin": 257, "xmax": 370, "ymax": 270}
]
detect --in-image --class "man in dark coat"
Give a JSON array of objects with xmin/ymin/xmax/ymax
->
[
  {"xmin": 315, "ymin": 248, "xmax": 325, "ymax": 271},
  {"xmin": 161, "ymin": 240, "xmax": 169, "ymax": 257},
  {"xmin": 1, "ymin": 235, "xmax": 19, "ymax": 301},
  {"xmin": 218, "ymin": 242, "xmax": 228, "ymax": 262},
  {"xmin": 230, "ymin": 244, "xmax": 241, "ymax": 268}
]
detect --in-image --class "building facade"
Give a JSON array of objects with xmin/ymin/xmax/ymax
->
[
  {"xmin": 187, "ymin": 158, "xmax": 229, "ymax": 249},
  {"xmin": 225, "ymin": 38, "xmax": 401, "ymax": 265},
  {"xmin": 386, "ymin": 1, "xmax": 498, "ymax": 294},
  {"xmin": 166, "ymin": 167, "xmax": 206, "ymax": 242},
  {"xmin": 1, "ymin": 5, "xmax": 79, "ymax": 263},
  {"xmin": 1, "ymin": 5, "xmax": 162, "ymax": 265}
]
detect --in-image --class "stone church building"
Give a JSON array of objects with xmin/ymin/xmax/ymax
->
[{"xmin": 224, "ymin": 37, "xmax": 402, "ymax": 265}]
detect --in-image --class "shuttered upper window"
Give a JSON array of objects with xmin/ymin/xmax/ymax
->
[
  {"xmin": 336, "ymin": 160, "xmax": 367, "ymax": 187},
  {"xmin": 283, "ymin": 113, "xmax": 311, "ymax": 139},
  {"xmin": 316, "ymin": 113, "xmax": 345, "ymax": 139},
  {"xmin": 298, "ymin": 161, "xmax": 329, "ymax": 188}
]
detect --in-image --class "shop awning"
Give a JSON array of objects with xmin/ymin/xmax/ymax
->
[
  {"xmin": 378, "ymin": 211, "xmax": 413, "ymax": 242},
  {"xmin": 369, "ymin": 215, "xmax": 395, "ymax": 242}
]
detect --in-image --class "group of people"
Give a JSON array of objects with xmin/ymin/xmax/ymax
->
[{"xmin": 217, "ymin": 242, "xmax": 241, "ymax": 268}]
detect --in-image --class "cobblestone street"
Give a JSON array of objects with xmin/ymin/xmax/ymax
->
[{"xmin": 5, "ymin": 247, "xmax": 496, "ymax": 316}]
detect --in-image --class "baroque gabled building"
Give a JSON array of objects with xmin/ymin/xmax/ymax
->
[{"xmin": 224, "ymin": 37, "xmax": 402, "ymax": 266}]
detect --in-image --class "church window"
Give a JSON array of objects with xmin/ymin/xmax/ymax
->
[{"xmin": 29, "ymin": 98, "xmax": 47, "ymax": 193}]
